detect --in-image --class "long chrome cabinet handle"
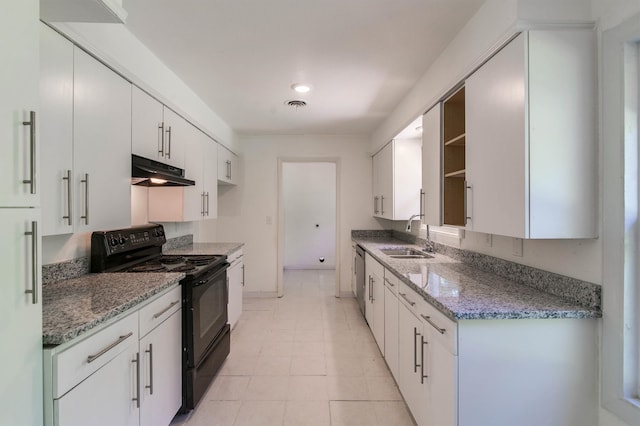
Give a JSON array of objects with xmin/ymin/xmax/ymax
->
[
  {"xmin": 241, "ymin": 264, "xmax": 245, "ymax": 286},
  {"xmin": 419, "ymin": 189, "xmax": 424, "ymax": 219},
  {"xmin": 81, "ymin": 173, "xmax": 89, "ymax": 225},
  {"xmin": 87, "ymin": 332, "xmax": 134, "ymax": 363},
  {"xmin": 420, "ymin": 314, "xmax": 446, "ymax": 334},
  {"xmin": 22, "ymin": 111, "xmax": 36, "ymax": 194},
  {"xmin": 384, "ymin": 277, "xmax": 394, "ymax": 287},
  {"xmin": 165, "ymin": 126, "xmax": 172, "ymax": 159},
  {"xmin": 226, "ymin": 160, "xmax": 231, "ymax": 179},
  {"xmin": 464, "ymin": 180, "xmax": 471, "ymax": 225},
  {"xmin": 152, "ymin": 300, "xmax": 180, "ymax": 319},
  {"xmin": 398, "ymin": 292, "xmax": 415, "ymax": 306},
  {"xmin": 62, "ymin": 170, "xmax": 72, "ymax": 225},
  {"xmin": 24, "ymin": 221, "xmax": 38, "ymax": 305},
  {"xmin": 145, "ymin": 344, "xmax": 154, "ymax": 395},
  {"xmin": 421, "ymin": 335, "xmax": 428, "ymax": 384},
  {"xmin": 413, "ymin": 327, "xmax": 420, "ymax": 373},
  {"xmin": 380, "ymin": 196, "xmax": 385, "ymax": 215},
  {"xmin": 158, "ymin": 122, "xmax": 165, "ymax": 156},
  {"xmin": 132, "ymin": 352, "xmax": 140, "ymax": 408},
  {"xmin": 373, "ymin": 196, "xmax": 379, "ymax": 214},
  {"xmin": 201, "ymin": 192, "xmax": 205, "ymax": 216},
  {"xmin": 206, "ymin": 192, "xmax": 210, "ymax": 216}
]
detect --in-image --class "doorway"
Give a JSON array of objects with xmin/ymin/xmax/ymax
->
[{"xmin": 277, "ymin": 158, "xmax": 340, "ymax": 298}]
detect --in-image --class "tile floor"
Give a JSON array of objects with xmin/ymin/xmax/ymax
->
[{"xmin": 171, "ymin": 269, "xmax": 416, "ymax": 426}]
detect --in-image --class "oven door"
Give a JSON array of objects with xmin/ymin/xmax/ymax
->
[{"xmin": 189, "ymin": 265, "xmax": 229, "ymax": 367}]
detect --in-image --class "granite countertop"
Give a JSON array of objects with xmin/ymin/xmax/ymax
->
[
  {"xmin": 43, "ymin": 272, "xmax": 184, "ymax": 345},
  {"xmin": 164, "ymin": 242, "xmax": 244, "ymax": 256},
  {"xmin": 354, "ymin": 236, "xmax": 600, "ymax": 321}
]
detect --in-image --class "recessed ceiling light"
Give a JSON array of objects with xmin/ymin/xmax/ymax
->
[{"xmin": 291, "ymin": 83, "xmax": 312, "ymax": 93}]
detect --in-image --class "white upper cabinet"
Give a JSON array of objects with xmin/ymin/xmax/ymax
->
[
  {"xmin": 217, "ymin": 144, "xmax": 238, "ymax": 185},
  {"xmin": 372, "ymin": 139, "xmax": 421, "ymax": 220},
  {"xmin": 465, "ymin": 30, "xmax": 597, "ymax": 239},
  {"xmin": 73, "ymin": 47, "xmax": 132, "ymax": 233},
  {"xmin": 0, "ymin": 0, "xmax": 39, "ymax": 208},
  {"xmin": 148, "ymin": 126, "xmax": 218, "ymax": 222},
  {"xmin": 132, "ymin": 87, "xmax": 185, "ymax": 169},
  {"xmin": 421, "ymin": 104, "xmax": 442, "ymax": 227},
  {"xmin": 40, "ymin": 24, "xmax": 74, "ymax": 235}
]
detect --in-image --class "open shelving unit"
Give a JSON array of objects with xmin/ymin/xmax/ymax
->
[{"xmin": 442, "ymin": 86, "xmax": 466, "ymax": 226}]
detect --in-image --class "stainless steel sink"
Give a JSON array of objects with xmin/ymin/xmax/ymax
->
[{"xmin": 380, "ymin": 247, "xmax": 433, "ymax": 259}]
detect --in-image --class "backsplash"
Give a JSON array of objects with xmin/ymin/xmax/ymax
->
[
  {"xmin": 163, "ymin": 234, "xmax": 193, "ymax": 251},
  {"xmin": 42, "ymin": 257, "xmax": 90, "ymax": 285},
  {"xmin": 351, "ymin": 229, "xmax": 601, "ymax": 310}
]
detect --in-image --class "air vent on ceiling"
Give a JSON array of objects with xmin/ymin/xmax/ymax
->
[{"xmin": 286, "ymin": 100, "xmax": 307, "ymax": 108}]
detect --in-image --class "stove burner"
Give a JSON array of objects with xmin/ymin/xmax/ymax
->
[
  {"xmin": 173, "ymin": 264, "xmax": 197, "ymax": 272},
  {"xmin": 160, "ymin": 255, "xmax": 185, "ymax": 264},
  {"xmin": 129, "ymin": 264, "xmax": 168, "ymax": 272},
  {"xmin": 185, "ymin": 256, "xmax": 217, "ymax": 266}
]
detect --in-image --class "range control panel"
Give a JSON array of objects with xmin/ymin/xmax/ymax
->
[{"xmin": 93, "ymin": 224, "xmax": 166, "ymax": 256}]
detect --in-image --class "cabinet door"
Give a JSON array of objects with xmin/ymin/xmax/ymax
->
[
  {"xmin": 201, "ymin": 135, "xmax": 218, "ymax": 218},
  {"xmin": 398, "ymin": 302, "xmax": 425, "ymax": 426},
  {"xmin": 132, "ymin": 86, "xmax": 164, "ymax": 163},
  {"xmin": 377, "ymin": 143, "xmax": 393, "ymax": 219},
  {"xmin": 466, "ymin": 33, "xmax": 526, "ymax": 237},
  {"xmin": 55, "ymin": 343, "xmax": 139, "ymax": 426},
  {"xmin": 384, "ymin": 284, "xmax": 399, "ymax": 379},
  {"xmin": 424, "ymin": 332, "xmax": 456, "ymax": 426},
  {"xmin": 422, "ymin": 104, "xmax": 442, "ymax": 226},
  {"xmin": 372, "ymin": 271, "xmax": 385, "ymax": 353},
  {"xmin": 139, "ymin": 310, "xmax": 182, "ymax": 426},
  {"xmin": 372, "ymin": 150, "xmax": 382, "ymax": 216},
  {"xmin": 393, "ymin": 138, "xmax": 422, "ymax": 220},
  {"xmin": 182, "ymin": 124, "xmax": 205, "ymax": 222},
  {"xmin": 0, "ymin": 209, "xmax": 42, "ymax": 426},
  {"xmin": 162, "ymin": 108, "xmax": 186, "ymax": 169},
  {"xmin": 0, "ymin": 0, "xmax": 39, "ymax": 207},
  {"xmin": 217, "ymin": 144, "xmax": 238, "ymax": 185},
  {"xmin": 227, "ymin": 260, "xmax": 243, "ymax": 329},
  {"xmin": 73, "ymin": 48, "xmax": 132, "ymax": 232},
  {"xmin": 40, "ymin": 24, "xmax": 74, "ymax": 236}
]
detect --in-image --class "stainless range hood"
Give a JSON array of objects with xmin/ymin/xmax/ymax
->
[{"xmin": 132, "ymin": 154, "xmax": 196, "ymax": 186}]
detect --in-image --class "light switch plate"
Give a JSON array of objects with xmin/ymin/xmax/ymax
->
[{"xmin": 512, "ymin": 237, "xmax": 523, "ymax": 257}]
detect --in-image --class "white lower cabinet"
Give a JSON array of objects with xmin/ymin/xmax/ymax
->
[
  {"xmin": 227, "ymin": 248, "xmax": 244, "ymax": 329},
  {"xmin": 365, "ymin": 253, "xmax": 385, "ymax": 353},
  {"xmin": 383, "ymin": 272, "xmax": 399, "ymax": 379},
  {"xmin": 44, "ymin": 286, "xmax": 182, "ymax": 426},
  {"xmin": 389, "ymin": 279, "xmax": 596, "ymax": 426}
]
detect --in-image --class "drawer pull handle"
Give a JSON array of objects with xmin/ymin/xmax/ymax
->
[
  {"xmin": 420, "ymin": 314, "xmax": 446, "ymax": 334},
  {"xmin": 145, "ymin": 344, "xmax": 154, "ymax": 395},
  {"xmin": 384, "ymin": 278, "xmax": 395, "ymax": 287},
  {"xmin": 152, "ymin": 300, "xmax": 180, "ymax": 319},
  {"xmin": 86, "ymin": 332, "xmax": 133, "ymax": 363},
  {"xmin": 132, "ymin": 352, "xmax": 140, "ymax": 408},
  {"xmin": 399, "ymin": 292, "xmax": 416, "ymax": 306}
]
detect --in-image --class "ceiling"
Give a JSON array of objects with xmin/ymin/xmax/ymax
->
[{"xmin": 123, "ymin": 0, "xmax": 485, "ymax": 136}]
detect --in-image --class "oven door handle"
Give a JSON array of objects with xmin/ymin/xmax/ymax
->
[{"xmin": 193, "ymin": 262, "xmax": 230, "ymax": 287}]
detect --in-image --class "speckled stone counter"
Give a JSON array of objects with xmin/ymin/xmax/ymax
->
[
  {"xmin": 164, "ymin": 242, "xmax": 244, "ymax": 256},
  {"xmin": 354, "ymin": 236, "xmax": 601, "ymax": 321},
  {"xmin": 43, "ymin": 272, "xmax": 184, "ymax": 345}
]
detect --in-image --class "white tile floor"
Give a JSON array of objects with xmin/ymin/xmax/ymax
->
[{"xmin": 171, "ymin": 270, "xmax": 415, "ymax": 426}]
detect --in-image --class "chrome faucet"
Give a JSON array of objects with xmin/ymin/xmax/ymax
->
[{"xmin": 405, "ymin": 213, "xmax": 423, "ymax": 232}]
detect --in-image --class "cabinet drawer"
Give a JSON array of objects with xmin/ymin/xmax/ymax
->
[
  {"xmin": 397, "ymin": 281, "xmax": 458, "ymax": 355},
  {"xmin": 383, "ymin": 269, "xmax": 399, "ymax": 295},
  {"xmin": 419, "ymin": 302, "xmax": 457, "ymax": 355},
  {"xmin": 54, "ymin": 313, "xmax": 138, "ymax": 398},
  {"xmin": 139, "ymin": 285, "xmax": 182, "ymax": 338}
]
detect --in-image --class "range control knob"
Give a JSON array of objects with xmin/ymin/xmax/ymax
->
[
  {"xmin": 118, "ymin": 235, "xmax": 126, "ymax": 245},
  {"xmin": 109, "ymin": 236, "xmax": 118, "ymax": 247}
]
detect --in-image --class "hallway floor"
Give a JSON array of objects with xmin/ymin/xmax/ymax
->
[{"xmin": 171, "ymin": 269, "xmax": 415, "ymax": 426}]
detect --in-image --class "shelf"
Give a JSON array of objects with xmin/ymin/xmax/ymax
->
[
  {"xmin": 444, "ymin": 169, "xmax": 466, "ymax": 178},
  {"xmin": 444, "ymin": 133, "xmax": 466, "ymax": 146}
]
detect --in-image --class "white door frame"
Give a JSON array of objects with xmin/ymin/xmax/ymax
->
[{"xmin": 277, "ymin": 157, "xmax": 341, "ymax": 298}]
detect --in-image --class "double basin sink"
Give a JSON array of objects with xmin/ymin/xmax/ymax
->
[{"xmin": 380, "ymin": 247, "xmax": 433, "ymax": 259}]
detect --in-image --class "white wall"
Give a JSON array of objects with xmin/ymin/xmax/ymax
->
[
  {"xmin": 215, "ymin": 135, "xmax": 381, "ymax": 295},
  {"xmin": 283, "ymin": 162, "xmax": 336, "ymax": 269}
]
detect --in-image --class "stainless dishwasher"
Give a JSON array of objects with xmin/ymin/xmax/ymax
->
[{"xmin": 355, "ymin": 245, "xmax": 366, "ymax": 316}]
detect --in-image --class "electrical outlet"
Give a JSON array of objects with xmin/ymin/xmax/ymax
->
[
  {"xmin": 512, "ymin": 237, "xmax": 523, "ymax": 257},
  {"xmin": 484, "ymin": 234, "xmax": 492, "ymax": 247}
]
